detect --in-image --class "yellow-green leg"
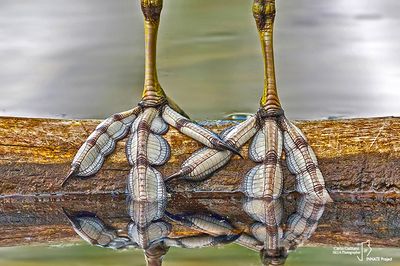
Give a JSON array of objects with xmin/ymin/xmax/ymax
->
[
  {"xmin": 253, "ymin": 0, "xmax": 282, "ymax": 116},
  {"xmin": 140, "ymin": 0, "xmax": 165, "ymax": 106},
  {"xmin": 140, "ymin": 0, "xmax": 189, "ymax": 118}
]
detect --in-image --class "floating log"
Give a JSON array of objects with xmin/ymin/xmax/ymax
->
[{"xmin": 0, "ymin": 116, "xmax": 399, "ymax": 197}]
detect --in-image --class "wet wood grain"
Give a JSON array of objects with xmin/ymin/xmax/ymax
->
[
  {"xmin": 0, "ymin": 193, "xmax": 398, "ymax": 248},
  {"xmin": 0, "ymin": 116, "xmax": 399, "ymax": 197}
]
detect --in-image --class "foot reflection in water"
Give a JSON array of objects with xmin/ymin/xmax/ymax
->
[
  {"xmin": 63, "ymin": 193, "xmax": 325, "ymax": 266},
  {"xmin": 243, "ymin": 195, "xmax": 325, "ymax": 265}
]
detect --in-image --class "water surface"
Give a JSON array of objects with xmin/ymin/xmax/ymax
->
[
  {"xmin": 2, "ymin": 245, "xmax": 399, "ymax": 266},
  {"xmin": 1, "ymin": 0, "xmax": 400, "ymax": 120},
  {"xmin": 0, "ymin": 193, "xmax": 398, "ymax": 265}
]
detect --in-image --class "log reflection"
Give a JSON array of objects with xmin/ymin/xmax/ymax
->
[{"xmin": 63, "ymin": 192, "xmax": 325, "ymax": 265}]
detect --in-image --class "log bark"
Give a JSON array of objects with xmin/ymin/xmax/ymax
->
[{"xmin": 0, "ymin": 116, "xmax": 399, "ymax": 196}]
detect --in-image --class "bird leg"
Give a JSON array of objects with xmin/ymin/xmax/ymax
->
[
  {"xmin": 247, "ymin": 0, "xmax": 332, "ymax": 203},
  {"xmin": 243, "ymin": 1, "xmax": 284, "ymax": 199},
  {"xmin": 164, "ymin": 0, "xmax": 283, "ymax": 187},
  {"xmin": 139, "ymin": 0, "xmax": 189, "ymax": 118},
  {"xmin": 63, "ymin": 0, "xmax": 239, "ymax": 190},
  {"xmin": 243, "ymin": 198, "xmax": 287, "ymax": 265},
  {"xmin": 253, "ymin": 0, "xmax": 282, "ymax": 115},
  {"xmin": 140, "ymin": 0, "xmax": 166, "ymax": 108},
  {"xmin": 145, "ymin": 244, "xmax": 170, "ymax": 266}
]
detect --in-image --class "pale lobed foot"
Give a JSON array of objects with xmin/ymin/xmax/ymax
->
[{"xmin": 63, "ymin": 102, "xmax": 240, "ymax": 202}]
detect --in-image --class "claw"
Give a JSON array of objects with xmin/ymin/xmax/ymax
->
[
  {"xmin": 217, "ymin": 233, "xmax": 241, "ymax": 244},
  {"xmin": 61, "ymin": 167, "xmax": 78, "ymax": 187},
  {"xmin": 164, "ymin": 211, "xmax": 192, "ymax": 226},
  {"xmin": 164, "ymin": 171, "xmax": 182, "ymax": 183},
  {"xmin": 213, "ymin": 141, "xmax": 242, "ymax": 158},
  {"xmin": 61, "ymin": 207, "xmax": 74, "ymax": 219}
]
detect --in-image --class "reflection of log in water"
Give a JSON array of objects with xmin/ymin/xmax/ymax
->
[
  {"xmin": 0, "ymin": 193, "xmax": 398, "ymax": 248},
  {"xmin": 0, "ymin": 116, "xmax": 399, "ymax": 195},
  {"xmin": 0, "ymin": 116, "xmax": 399, "ymax": 249}
]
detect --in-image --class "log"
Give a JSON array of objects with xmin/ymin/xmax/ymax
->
[
  {"xmin": 0, "ymin": 116, "xmax": 399, "ymax": 248},
  {"xmin": 0, "ymin": 116, "xmax": 399, "ymax": 197},
  {"xmin": 0, "ymin": 193, "xmax": 398, "ymax": 248}
]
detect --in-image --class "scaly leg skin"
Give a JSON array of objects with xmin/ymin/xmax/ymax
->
[
  {"xmin": 128, "ymin": 199, "xmax": 168, "ymax": 228},
  {"xmin": 243, "ymin": 198, "xmax": 287, "ymax": 265},
  {"xmin": 245, "ymin": 0, "xmax": 332, "ymax": 203},
  {"xmin": 243, "ymin": 118, "xmax": 283, "ymax": 199},
  {"xmin": 282, "ymin": 196, "xmax": 325, "ymax": 250},
  {"xmin": 165, "ymin": 211, "xmax": 262, "ymax": 252},
  {"xmin": 61, "ymin": 107, "xmax": 142, "ymax": 186},
  {"xmin": 144, "ymin": 234, "xmax": 239, "ymax": 265},
  {"xmin": 63, "ymin": 0, "xmax": 239, "ymax": 191},
  {"xmin": 166, "ymin": 115, "xmax": 258, "ymax": 183},
  {"xmin": 128, "ymin": 220, "xmax": 172, "ymax": 249},
  {"xmin": 126, "ymin": 108, "xmax": 168, "ymax": 201},
  {"xmin": 62, "ymin": 208, "xmax": 136, "ymax": 249},
  {"xmin": 164, "ymin": 234, "xmax": 240, "ymax": 249}
]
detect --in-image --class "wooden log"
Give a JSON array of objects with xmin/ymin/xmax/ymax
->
[
  {"xmin": 0, "ymin": 116, "xmax": 399, "ymax": 197},
  {"xmin": 0, "ymin": 193, "xmax": 398, "ymax": 248}
]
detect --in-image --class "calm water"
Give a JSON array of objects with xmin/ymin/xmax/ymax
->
[
  {"xmin": 2, "ymin": 245, "xmax": 400, "ymax": 266},
  {"xmin": 1, "ymin": 193, "xmax": 399, "ymax": 266},
  {"xmin": 1, "ymin": 0, "xmax": 400, "ymax": 120}
]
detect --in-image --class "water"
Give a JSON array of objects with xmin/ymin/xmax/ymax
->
[
  {"xmin": 2, "ymin": 245, "xmax": 399, "ymax": 266},
  {"xmin": 1, "ymin": 193, "xmax": 399, "ymax": 266},
  {"xmin": 1, "ymin": 0, "xmax": 400, "ymax": 120}
]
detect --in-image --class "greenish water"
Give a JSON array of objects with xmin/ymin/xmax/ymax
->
[
  {"xmin": 1, "ymin": 0, "xmax": 400, "ymax": 120},
  {"xmin": 1, "ymin": 244, "xmax": 399, "ymax": 266}
]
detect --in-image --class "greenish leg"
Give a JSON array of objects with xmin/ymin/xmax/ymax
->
[
  {"xmin": 140, "ymin": 0, "xmax": 189, "ymax": 118},
  {"xmin": 253, "ymin": 0, "xmax": 282, "ymax": 115},
  {"xmin": 140, "ymin": 0, "xmax": 165, "ymax": 106}
]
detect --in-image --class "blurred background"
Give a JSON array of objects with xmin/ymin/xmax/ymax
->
[{"xmin": 0, "ymin": 0, "xmax": 400, "ymax": 121}]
